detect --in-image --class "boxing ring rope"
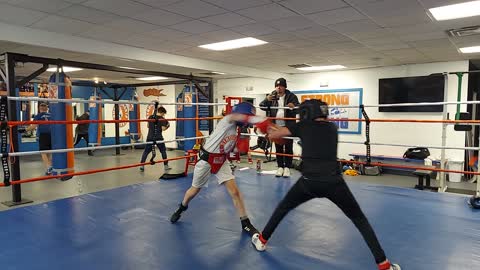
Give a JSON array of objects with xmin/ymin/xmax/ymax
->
[
  {"xmin": 258, "ymin": 100, "xmax": 480, "ymax": 110},
  {"xmin": 0, "ymin": 154, "xmax": 196, "ymax": 187},
  {"xmin": 2, "ymin": 95, "xmax": 479, "ymax": 202},
  {"xmin": 248, "ymin": 150, "xmax": 480, "ymax": 176},
  {"xmin": 0, "ymin": 136, "xmax": 208, "ymax": 158},
  {"xmin": 8, "ymin": 96, "xmax": 227, "ymax": 107}
]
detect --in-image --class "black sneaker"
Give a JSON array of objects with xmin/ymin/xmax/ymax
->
[
  {"xmin": 170, "ymin": 204, "xmax": 187, "ymax": 223},
  {"xmin": 241, "ymin": 219, "xmax": 259, "ymax": 237}
]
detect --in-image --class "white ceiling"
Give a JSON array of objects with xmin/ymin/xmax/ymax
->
[{"xmin": 0, "ymin": 0, "xmax": 479, "ymax": 74}]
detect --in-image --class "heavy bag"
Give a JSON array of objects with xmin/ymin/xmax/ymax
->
[{"xmin": 403, "ymin": 147, "xmax": 430, "ymax": 160}]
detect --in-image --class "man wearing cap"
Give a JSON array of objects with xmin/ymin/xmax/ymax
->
[{"xmin": 259, "ymin": 78, "xmax": 299, "ymax": 178}]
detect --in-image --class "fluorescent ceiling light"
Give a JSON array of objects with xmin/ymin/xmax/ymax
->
[
  {"xmin": 136, "ymin": 76, "xmax": 169, "ymax": 81},
  {"xmin": 429, "ymin": 0, "xmax": 480, "ymax": 21},
  {"xmin": 212, "ymin": 71, "xmax": 225, "ymax": 75},
  {"xmin": 459, "ymin": 45, "xmax": 480, "ymax": 53},
  {"xmin": 296, "ymin": 65, "xmax": 346, "ymax": 71},
  {"xmin": 199, "ymin": 37, "xmax": 267, "ymax": 51},
  {"xmin": 46, "ymin": 66, "xmax": 83, "ymax": 72}
]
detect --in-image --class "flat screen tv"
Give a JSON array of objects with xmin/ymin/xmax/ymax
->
[{"xmin": 378, "ymin": 75, "xmax": 445, "ymax": 112}]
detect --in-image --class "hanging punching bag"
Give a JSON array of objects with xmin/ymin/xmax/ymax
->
[{"xmin": 49, "ymin": 71, "xmax": 74, "ymax": 180}]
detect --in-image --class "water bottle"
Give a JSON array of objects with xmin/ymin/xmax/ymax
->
[{"xmin": 256, "ymin": 159, "xmax": 261, "ymax": 174}]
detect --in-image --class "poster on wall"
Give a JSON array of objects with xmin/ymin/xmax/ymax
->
[{"xmin": 292, "ymin": 89, "xmax": 363, "ymax": 134}]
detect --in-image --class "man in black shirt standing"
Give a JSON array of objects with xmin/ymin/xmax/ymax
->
[
  {"xmin": 140, "ymin": 106, "xmax": 170, "ymax": 172},
  {"xmin": 74, "ymin": 111, "xmax": 93, "ymax": 156},
  {"xmin": 251, "ymin": 99, "xmax": 401, "ymax": 270}
]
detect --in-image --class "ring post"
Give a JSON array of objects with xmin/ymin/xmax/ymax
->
[{"xmin": 439, "ymin": 73, "xmax": 449, "ymax": 192}]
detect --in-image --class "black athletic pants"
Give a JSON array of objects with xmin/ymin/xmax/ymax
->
[
  {"xmin": 262, "ymin": 176, "xmax": 387, "ymax": 264},
  {"xmin": 140, "ymin": 141, "xmax": 168, "ymax": 165},
  {"xmin": 74, "ymin": 133, "xmax": 89, "ymax": 146},
  {"xmin": 275, "ymin": 139, "xmax": 293, "ymax": 168}
]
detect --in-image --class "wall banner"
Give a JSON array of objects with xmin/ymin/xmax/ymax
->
[{"xmin": 292, "ymin": 88, "xmax": 363, "ymax": 134}]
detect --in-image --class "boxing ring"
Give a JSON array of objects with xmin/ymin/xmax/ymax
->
[
  {"xmin": 1, "ymin": 52, "xmax": 480, "ymax": 270},
  {"xmin": 0, "ymin": 169, "xmax": 479, "ymax": 270}
]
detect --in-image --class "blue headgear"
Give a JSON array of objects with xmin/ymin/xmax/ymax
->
[
  {"xmin": 299, "ymin": 99, "xmax": 329, "ymax": 121},
  {"xmin": 232, "ymin": 102, "xmax": 256, "ymax": 116},
  {"xmin": 231, "ymin": 102, "xmax": 256, "ymax": 127}
]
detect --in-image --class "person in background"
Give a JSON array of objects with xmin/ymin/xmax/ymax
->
[
  {"xmin": 26, "ymin": 103, "xmax": 52, "ymax": 175},
  {"xmin": 74, "ymin": 111, "xmax": 93, "ymax": 156},
  {"xmin": 140, "ymin": 106, "xmax": 170, "ymax": 172},
  {"xmin": 259, "ymin": 78, "xmax": 299, "ymax": 178}
]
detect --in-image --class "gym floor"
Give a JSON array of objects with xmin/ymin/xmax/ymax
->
[
  {"xmin": 0, "ymin": 149, "xmax": 476, "ymax": 211},
  {"xmin": 0, "ymin": 160, "xmax": 479, "ymax": 270}
]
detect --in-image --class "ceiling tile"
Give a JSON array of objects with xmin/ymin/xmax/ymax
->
[
  {"xmin": 7, "ymin": 0, "xmax": 73, "ymax": 12},
  {"xmin": 200, "ymin": 12, "xmax": 255, "ymax": 28},
  {"xmin": 131, "ymin": 9, "xmax": 191, "ymax": 26},
  {"xmin": 59, "ymin": 4, "xmax": 121, "ymax": 24},
  {"xmin": 322, "ymin": 41, "xmax": 366, "ymax": 50},
  {"xmin": 133, "ymin": 0, "xmax": 183, "ymax": 8},
  {"xmin": 121, "ymin": 34, "xmax": 165, "ymax": 50},
  {"xmin": 275, "ymin": 38, "xmax": 316, "ymax": 48},
  {"xmin": 199, "ymin": 29, "xmax": 246, "ymax": 42},
  {"xmin": 256, "ymin": 32, "xmax": 299, "ymax": 43},
  {"xmin": 169, "ymin": 20, "xmax": 222, "ymax": 34},
  {"xmin": 408, "ymin": 38, "xmax": 455, "ymax": 49},
  {"xmin": 381, "ymin": 48, "xmax": 425, "ymax": 57},
  {"xmin": 202, "ymin": 0, "xmax": 272, "ymax": 11},
  {"xmin": 145, "ymin": 27, "xmax": 191, "ymax": 39},
  {"xmin": 349, "ymin": 29, "xmax": 396, "ymax": 40},
  {"xmin": 328, "ymin": 19, "xmax": 382, "ymax": 34},
  {"xmin": 398, "ymin": 31, "xmax": 448, "ymax": 42},
  {"xmin": 76, "ymin": 25, "xmax": 136, "ymax": 44},
  {"xmin": 388, "ymin": 23, "xmax": 441, "ymax": 35},
  {"xmin": 371, "ymin": 12, "xmax": 431, "ymax": 28},
  {"xmin": 278, "ymin": 0, "xmax": 348, "ymax": 15},
  {"xmin": 434, "ymin": 16, "xmax": 480, "ymax": 31},
  {"xmin": 30, "ymin": 15, "xmax": 95, "ymax": 35},
  {"xmin": 103, "ymin": 18, "xmax": 158, "ymax": 33},
  {"xmin": 172, "ymin": 34, "xmax": 216, "ymax": 46},
  {"xmin": 0, "ymin": 3, "xmax": 47, "ymax": 26},
  {"xmin": 307, "ymin": 7, "xmax": 366, "ymax": 26},
  {"xmin": 83, "ymin": 0, "xmax": 151, "ymax": 16},
  {"xmin": 162, "ymin": 0, "xmax": 228, "ymax": 19},
  {"xmin": 369, "ymin": 43, "xmax": 411, "ymax": 51},
  {"xmin": 309, "ymin": 35, "xmax": 355, "ymax": 44},
  {"xmin": 293, "ymin": 26, "xmax": 337, "ymax": 38},
  {"xmin": 266, "ymin": 15, "xmax": 316, "ymax": 31},
  {"xmin": 417, "ymin": 0, "xmax": 468, "ymax": 9},
  {"xmin": 359, "ymin": 37, "xmax": 403, "ymax": 46},
  {"xmin": 63, "ymin": 0, "xmax": 89, "ymax": 3},
  {"xmin": 237, "ymin": 3, "xmax": 296, "ymax": 22},
  {"xmin": 230, "ymin": 23, "xmax": 279, "ymax": 36}
]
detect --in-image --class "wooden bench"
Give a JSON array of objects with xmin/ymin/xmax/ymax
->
[{"xmin": 413, "ymin": 169, "xmax": 437, "ymax": 191}]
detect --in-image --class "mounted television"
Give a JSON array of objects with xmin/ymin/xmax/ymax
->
[{"xmin": 379, "ymin": 75, "xmax": 445, "ymax": 112}]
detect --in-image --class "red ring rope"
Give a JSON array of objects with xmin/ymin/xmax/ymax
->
[
  {"xmin": 249, "ymin": 150, "xmax": 478, "ymax": 175},
  {"xmin": 0, "ymin": 155, "xmax": 195, "ymax": 187}
]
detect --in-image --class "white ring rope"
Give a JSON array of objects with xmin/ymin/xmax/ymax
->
[
  {"xmin": 1, "ymin": 136, "xmax": 208, "ymax": 158},
  {"xmin": 8, "ymin": 96, "xmax": 227, "ymax": 107},
  {"xmin": 241, "ymin": 133, "xmax": 477, "ymax": 151},
  {"xmin": 257, "ymin": 100, "xmax": 480, "ymax": 110}
]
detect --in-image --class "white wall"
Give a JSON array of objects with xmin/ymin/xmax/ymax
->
[
  {"xmin": 136, "ymin": 85, "xmax": 177, "ymax": 148},
  {"xmin": 216, "ymin": 61, "xmax": 470, "ymax": 161}
]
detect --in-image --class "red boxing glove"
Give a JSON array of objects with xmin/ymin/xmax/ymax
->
[{"xmin": 255, "ymin": 119, "xmax": 272, "ymax": 134}]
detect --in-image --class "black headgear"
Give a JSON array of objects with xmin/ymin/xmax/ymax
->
[{"xmin": 299, "ymin": 99, "xmax": 329, "ymax": 121}]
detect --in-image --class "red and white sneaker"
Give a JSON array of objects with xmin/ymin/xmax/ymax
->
[
  {"xmin": 378, "ymin": 260, "xmax": 401, "ymax": 270},
  {"xmin": 251, "ymin": 233, "xmax": 267, "ymax": 251}
]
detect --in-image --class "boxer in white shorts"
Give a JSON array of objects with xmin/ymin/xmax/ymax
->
[{"xmin": 170, "ymin": 102, "xmax": 273, "ymax": 236}]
